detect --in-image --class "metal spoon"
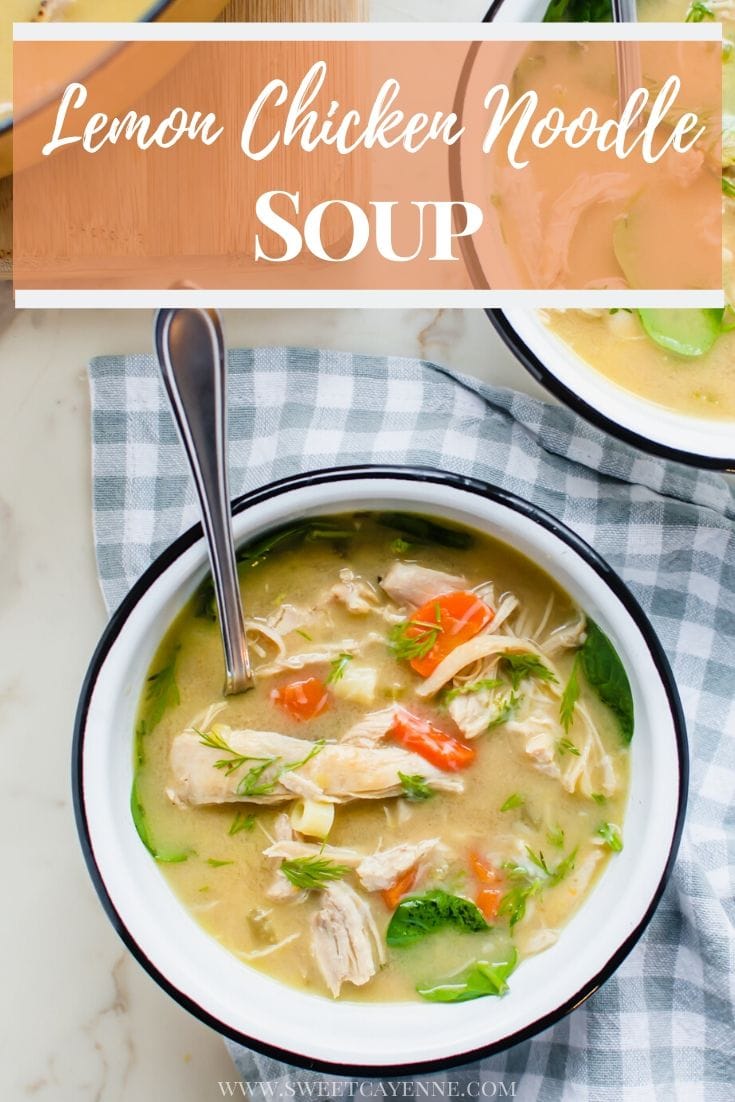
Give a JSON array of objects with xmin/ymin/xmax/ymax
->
[
  {"xmin": 154, "ymin": 307, "xmax": 253, "ymax": 694},
  {"xmin": 611, "ymin": 0, "xmax": 642, "ymax": 126}
]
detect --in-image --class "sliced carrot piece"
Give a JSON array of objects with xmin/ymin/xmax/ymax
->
[
  {"xmin": 271, "ymin": 677, "xmax": 329, "ymax": 722},
  {"xmin": 476, "ymin": 887, "xmax": 503, "ymax": 922},
  {"xmin": 404, "ymin": 591, "xmax": 493, "ymax": 677},
  {"xmin": 469, "ymin": 851, "xmax": 503, "ymax": 887},
  {"xmin": 390, "ymin": 708, "xmax": 475, "ymax": 772},
  {"xmin": 381, "ymin": 866, "xmax": 417, "ymax": 910}
]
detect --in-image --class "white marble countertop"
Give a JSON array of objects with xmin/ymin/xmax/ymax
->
[{"xmin": 0, "ymin": 92, "xmax": 553, "ymax": 1095}]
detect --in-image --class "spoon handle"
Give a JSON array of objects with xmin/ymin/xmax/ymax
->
[{"xmin": 154, "ymin": 307, "xmax": 253, "ymax": 694}]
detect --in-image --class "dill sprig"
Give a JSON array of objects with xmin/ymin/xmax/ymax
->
[
  {"xmin": 326, "ymin": 653, "xmax": 353, "ymax": 684},
  {"xmin": 280, "ymin": 855, "xmax": 350, "ymax": 891},
  {"xmin": 501, "ymin": 652, "xmax": 557, "ymax": 691}
]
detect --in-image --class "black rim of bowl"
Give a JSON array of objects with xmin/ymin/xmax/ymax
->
[
  {"xmin": 72, "ymin": 464, "xmax": 689, "ymax": 1077},
  {"xmin": 447, "ymin": 1, "xmax": 735, "ymax": 472}
]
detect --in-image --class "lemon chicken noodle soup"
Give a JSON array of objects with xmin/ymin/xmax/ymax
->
[
  {"xmin": 542, "ymin": 0, "xmax": 735, "ymax": 419},
  {"xmin": 132, "ymin": 512, "xmax": 633, "ymax": 1003}
]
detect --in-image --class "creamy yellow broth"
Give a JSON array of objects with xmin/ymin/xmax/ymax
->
[
  {"xmin": 545, "ymin": 0, "xmax": 735, "ymax": 421},
  {"xmin": 133, "ymin": 513, "xmax": 630, "ymax": 1003}
]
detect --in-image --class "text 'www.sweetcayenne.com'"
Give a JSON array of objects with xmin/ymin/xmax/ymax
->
[{"xmin": 216, "ymin": 1081, "xmax": 518, "ymax": 1098}]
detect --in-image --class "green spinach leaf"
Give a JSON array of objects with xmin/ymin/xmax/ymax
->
[
  {"xmin": 417, "ymin": 949, "xmax": 519, "ymax": 1003},
  {"xmin": 377, "ymin": 512, "xmax": 473, "ymax": 550},
  {"xmin": 580, "ymin": 620, "xmax": 634, "ymax": 743},
  {"xmin": 386, "ymin": 889, "xmax": 490, "ymax": 947},
  {"xmin": 543, "ymin": 0, "xmax": 611, "ymax": 21}
]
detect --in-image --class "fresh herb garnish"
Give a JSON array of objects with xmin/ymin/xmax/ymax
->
[
  {"xmin": 487, "ymin": 692, "xmax": 521, "ymax": 730},
  {"xmin": 548, "ymin": 848, "xmax": 578, "ymax": 885},
  {"xmin": 525, "ymin": 847, "xmax": 552, "ymax": 876},
  {"xmin": 386, "ymin": 890, "xmax": 490, "ymax": 947},
  {"xmin": 499, "ymin": 847, "xmax": 577, "ymax": 927},
  {"xmin": 295, "ymin": 629, "xmax": 313, "ymax": 642},
  {"xmin": 388, "ymin": 618, "xmax": 444, "ymax": 662},
  {"xmin": 236, "ymin": 758, "xmax": 282, "ymax": 797},
  {"xmin": 444, "ymin": 678, "xmax": 503, "ymax": 704},
  {"xmin": 196, "ymin": 727, "xmax": 273, "ymax": 778},
  {"xmin": 500, "ymin": 793, "xmax": 524, "ymax": 812},
  {"xmin": 206, "ymin": 858, "xmax": 234, "ymax": 868},
  {"xmin": 723, "ymin": 175, "xmax": 735, "ymax": 199},
  {"xmin": 398, "ymin": 772, "xmax": 434, "ymax": 801},
  {"xmin": 228, "ymin": 811, "xmax": 256, "ymax": 836},
  {"xmin": 591, "ymin": 792, "xmax": 607, "ymax": 805},
  {"xmin": 280, "ymin": 855, "xmax": 350, "ymax": 891},
  {"xmin": 560, "ymin": 653, "xmax": 580, "ymax": 733},
  {"xmin": 557, "ymin": 736, "xmax": 580, "ymax": 757},
  {"xmin": 498, "ymin": 869, "xmax": 543, "ymax": 928},
  {"xmin": 198, "ymin": 728, "xmax": 324, "ymax": 798},
  {"xmin": 417, "ymin": 949, "xmax": 518, "ymax": 1003},
  {"xmin": 326, "ymin": 652, "xmax": 353, "ymax": 684},
  {"xmin": 283, "ymin": 739, "xmax": 326, "ymax": 773},
  {"xmin": 546, "ymin": 826, "xmax": 565, "ymax": 849},
  {"xmin": 500, "ymin": 652, "xmax": 557, "ymax": 691},
  {"xmin": 597, "ymin": 822, "xmax": 623, "ymax": 852}
]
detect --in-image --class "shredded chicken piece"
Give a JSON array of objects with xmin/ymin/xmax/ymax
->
[
  {"xmin": 446, "ymin": 687, "xmax": 503, "ymax": 740},
  {"xmin": 562, "ymin": 849, "xmax": 603, "ymax": 902},
  {"xmin": 265, "ymin": 814, "xmax": 305, "ymax": 903},
  {"xmin": 380, "ymin": 562, "xmax": 466, "ymax": 608},
  {"xmin": 341, "ymin": 707, "xmax": 398, "ymax": 747},
  {"xmin": 278, "ymin": 771, "xmax": 325, "ymax": 801},
  {"xmin": 254, "ymin": 633, "xmax": 385, "ymax": 678},
  {"xmin": 356, "ymin": 839, "xmax": 440, "ymax": 892},
  {"xmin": 331, "ymin": 569, "xmax": 379, "ymax": 614},
  {"xmin": 507, "ymin": 692, "xmax": 617, "ymax": 799},
  {"xmin": 541, "ymin": 173, "xmax": 637, "ymax": 286},
  {"xmin": 485, "ymin": 592, "xmax": 520, "ymax": 635},
  {"xmin": 167, "ymin": 725, "xmax": 464, "ymax": 806},
  {"xmin": 263, "ymin": 840, "xmax": 362, "ymax": 865},
  {"xmin": 255, "ymin": 641, "xmax": 360, "ymax": 678},
  {"xmin": 532, "ymin": 594, "xmax": 555, "ymax": 642},
  {"xmin": 416, "ymin": 635, "xmax": 545, "ymax": 698},
  {"xmin": 542, "ymin": 614, "xmax": 587, "ymax": 656},
  {"xmin": 311, "ymin": 881, "xmax": 385, "ymax": 997},
  {"xmin": 267, "ymin": 603, "xmax": 311, "ymax": 637}
]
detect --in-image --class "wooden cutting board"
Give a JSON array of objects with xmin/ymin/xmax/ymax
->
[{"xmin": 0, "ymin": 0, "xmax": 366, "ymax": 279}]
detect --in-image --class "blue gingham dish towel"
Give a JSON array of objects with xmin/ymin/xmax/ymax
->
[{"xmin": 89, "ymin": 347, "xmax": 735, "ymax": 1101}]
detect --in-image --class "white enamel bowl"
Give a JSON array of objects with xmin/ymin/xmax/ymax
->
[
  {"xmin": 73, "ymin": 467, "xmax": 687, "ymax": 1075},
  {"xmin": 465, "ymin": 0, "xmax": 735, "ymax": 469}
]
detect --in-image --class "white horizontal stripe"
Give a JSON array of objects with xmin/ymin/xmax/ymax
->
[
  {"xmin": 14, "ymin": 289, "xmax": 726, "ymax": 309},
  {"xmin": 12, "ymin": 22, "xmax": 722, "ymax": 42}
]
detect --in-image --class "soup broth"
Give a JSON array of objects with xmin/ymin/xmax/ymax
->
[
  {"xmin": 134, "ymin": 512, "xmax": 631, "ymax": 1003},
  {"xmin": 545, "ymin": 0, "xmax": 735, "ymax": 421}
]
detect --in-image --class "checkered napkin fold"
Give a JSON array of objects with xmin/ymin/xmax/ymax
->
[{"xmin": 88, "ymin": 347, "xmax": 735, "ymax": 1102}]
